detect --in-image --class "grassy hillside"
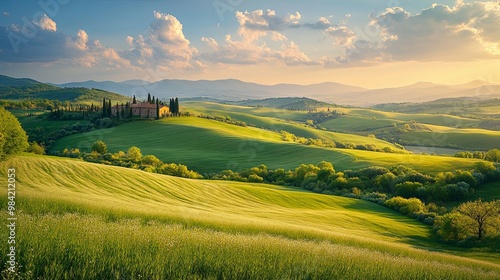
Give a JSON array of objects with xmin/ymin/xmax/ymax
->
[
  {"xmin": 0, "ymin": 74, "xmax": 130, "ymax": 104},
  {"xmin": 186, "ymin": 101, "xmax": 500, "ymax": 151},
  {"xmin": 1, "ymin": 155, "xmax": 499, "ymax": 278},
  {"xmin": 185, "ymin": 102, "xmax": 402, "ymax": 148},
  {"xmin": 233, "ymin": 97, "xmax": 331, "ymax": 110},
  {"xmin": 51, "ymin": 117, "xmax": 480, "ymax": 174}
]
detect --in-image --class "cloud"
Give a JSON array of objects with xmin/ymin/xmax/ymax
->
[
  {"xmin": 322, "ymin": 1, "xmax": 500, "ymax": 66},
  {"xmin": 2, "ymin": 12, "xmax": 9, "ymax": 17},
  {"xmin": 236, "ymin": 9, "xmax": 301, "ymax": 31},
  {"xmin": 325, "ymin": 25, "xmax": 356, "ymax": 47},
  {"xmin": 121, "ymin": 11, "xmax": 203, "ymax": 71},
  {"xmin": 34, "ymin": 14, "xmax": 56, "ymax": 32},
  {"xmin": 234, "ymin": 9, "xmax": 301, "ymax": 42},
  {"xmin": 304, "ymin": 17, "xmax": 332, "ymax": 29},
  {"xmin": 201, "ymin": 9, "xmax": 313, "ymax": 66},
  {"xmin": 0, "ymin": 17, "xmax": 128, "ymax": 68},
  {"xmin": 371, "ymin": 4, "xmax": 495, "ymax": 61}
]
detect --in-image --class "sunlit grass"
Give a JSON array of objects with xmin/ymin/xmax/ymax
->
[
  {"xmin": 1, "ymin": 155, "xmax": 499, "ymax": 278},
  {"xmin": 51, "ymin": 117, "xmax": 480, "ymax": 174}
]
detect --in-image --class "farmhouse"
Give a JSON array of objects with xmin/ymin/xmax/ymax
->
[{"xmin": 111, "ymin": 102, "xmax": 170, "ymax": 118}]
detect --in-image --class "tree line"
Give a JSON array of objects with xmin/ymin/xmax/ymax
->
[{"xmin": 56, "ymin": 141, "xmax": 201, "ymax": 179}]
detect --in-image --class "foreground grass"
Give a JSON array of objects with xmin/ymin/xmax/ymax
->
[
  {"xmin": 1, "ymin": 155, "xmax": 499, "ymax": 279},
  {"xmin": 3, "ymin": 213, "xmax": 499, "ymax": 280}
]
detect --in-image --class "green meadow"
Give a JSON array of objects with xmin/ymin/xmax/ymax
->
[
  {"xmin": 1, "ymin": 155, "xmax": 499, "ymax": 279},
  {"xmin": 51, "ymin": 117, "xmax": 480, "ymax": 174},
  {"xmin": 186, "ymin": 101, "xmax": 500, "ymax": 151}
]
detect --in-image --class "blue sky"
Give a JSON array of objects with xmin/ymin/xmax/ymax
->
[{"xmin": 1, "ymin": 0, "xmax": 499, "ymax": 88}]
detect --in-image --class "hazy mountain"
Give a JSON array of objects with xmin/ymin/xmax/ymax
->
[
  {"xmin": 0, "ymin": 75, "xmax": 495, "ymax": 106},
  {"xmin": 56, "ymin": 79, "xmax": 367, "ymax": 104}
]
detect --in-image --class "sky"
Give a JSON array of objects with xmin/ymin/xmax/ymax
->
[{"xmin": 0, "ymin": 0, "xmax": 499, "ymax": 88}]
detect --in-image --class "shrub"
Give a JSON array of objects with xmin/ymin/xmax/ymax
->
[
  {"xmin": 91, "ymin": 140, "xmax": 108, "ymax": 154},
  {"xmin": 384, "ymin": 196, "xmax": 425, "ymax": 216}
]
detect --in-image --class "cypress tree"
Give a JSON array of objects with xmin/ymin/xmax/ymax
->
[
  {"xmin": 121, "ymin": 106, "xmax": 125, "ymax": 119},
  {"xmin": 156, "ymin": 99, "xmax": 160, "ymax": 120},
  {"xmin": 133, "ymin": 95, "xmax": 136, "ymax": 104},
  {"xmin": 174, "ymin": 97, "xmax": 179, "ymax": 116},
  {"xmin": 108, "ymin": 99, "xmax": 112, "ymax": 118},
  {"xmin": 147, "ymin": 93, "xmax": 151, "ymax": 103},
  {"xmin": 102, "ymin": 98, "xmax": 107, "ymax": 118}
]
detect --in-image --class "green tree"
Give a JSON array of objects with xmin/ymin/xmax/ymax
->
[
  {"xmin": 102, "ymin": 98, "xmax": 107, "ymax": 117},
  {"xmin": 434, "ymin": 212, "xmax": 470, "ymax": 241},
  {"xmin": 127, "ymin": 146, "xmax": 142, "ymax": 162},
  {"xmin": 132, "ymin": 95, "xmax": 137, "ymax": 104},
  {"xmin": 147, "ymin": 93, "xmax": 151, "ymax": 103},
  {"xmin": 27, "ymin": 141, "xmax": 45, "ymax": 155},
  {"xmin": 0, "ymin": 107, "xmax": 29, "ymax": 159},
  {"xmin": 485, "ymin": 149, "xmax": 500, "ymax": 163},
  {"xmin": 455, "ymin": 199, "xmax": 500, "ymax": 240},
  {"xmin": 156, "ymin": 99, "xmax": 160, "ymax": 120},
  {"xmin": 108, "ymin": 99, "xmax": 112, "ymax": 118},
  {"xmin": 91, "ymin": 140, "xmax": 108, "ymax": 154},
  {"xmin": 174, "ymin": 97, "xmax": 179, "ymax": 115}
]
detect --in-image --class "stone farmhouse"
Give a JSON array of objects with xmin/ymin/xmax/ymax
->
[{"xmin": 111, "ymin": 102, "xmax": 169, "ymax": 118}]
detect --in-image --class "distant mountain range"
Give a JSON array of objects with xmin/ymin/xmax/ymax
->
[
  {"xmin": 1, "ymin": 74, "xmax": 499, "ymax": 106},
  {"xmin": 55, "ymin": 78, "xmax": 500, "ymax": 106}
]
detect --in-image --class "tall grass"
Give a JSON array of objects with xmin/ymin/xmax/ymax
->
[
  {"xmin": 2, "ymin": 213, "xmax": 499, "ymax": 280},
  {"xmin": 1, "ymin": 155, "xmax": 499, "ymax": 279}
]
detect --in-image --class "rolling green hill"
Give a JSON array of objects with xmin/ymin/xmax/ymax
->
[
  {"xmin": 0, "ymin": 75, "xmax": 59, "ymax": 97},
  {"xmin": 0, "ymin": 75, "xmax": 130, "ymax": 104},
  {"xmin": 233, "ymin": 97, "xmax": 332, "ymax": 110},
  {"xmin": 51, "ymin": 117, "xmax": 480, "ymax": 174},
  {"xmin": 1, "ymin": 155, "xmax": 498, "ymax": 278},
  {"xmin": 185, "ymin": 101, "xmax": 500, "ymax": 152}
]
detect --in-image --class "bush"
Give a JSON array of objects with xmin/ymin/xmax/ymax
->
[
  {"xmin": 384, "ymin": 196, "xmax": 425, "ymax": 216},
  {"xmin": 91, "ymin": 140, "xmax": 108, "ymax": 154},
  {"xmin": 27, "ymin": 141, "xmax": 45, "ymax": 155}
]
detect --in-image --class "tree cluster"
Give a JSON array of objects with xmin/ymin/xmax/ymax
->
[
  {"xmin": 56, "ymin": 142, "xmax": 201, "ymax": 179},
  {"xmin": 455, "ymin": 149, "xmax": 500, "ymax": 163},
  {"xmin": 169, "ymin": 98, "xmax": 180, "ymax": 116},
  {"xmin": 434, "ymin": 199, "xmax": 500, "ymax": 244},
  {"xmin": 280, "ymin": 131, "xmax": 405, "ymax": 154},
  {"xmin": 197, "ymin": 114, "xmax": 247, "ymax": 127}
]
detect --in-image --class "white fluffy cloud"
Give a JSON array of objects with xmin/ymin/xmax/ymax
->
[
  {"xmin": 34, "ymin": 14, "xmax": 56, "ymax": 32},
  {"xmin": 202, "ymin": 9, "xmax": 313, "ymax": 66},
  {"xmin": 304, "ymin": 17, "xmax": 332, "ymax": 29},
  {"xmin": 121, "ymin": 11, "xmax": 202, "ymax": 71},
  {"xmin": 325, "ymin": 1, "xmax": 500, "ymax": 65},
  {"xmin": 325, "ymin": 25, "xmax": 356, "ymax": 47},
  {"xmin": 0, "ymin": 15, "xmax": 129, "ymax": 68}
]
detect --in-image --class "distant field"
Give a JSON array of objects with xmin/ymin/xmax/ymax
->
[
  {"xmin": 51, "ymin": 117, "xmax": 481, "ymax": 174},
  {"xmin": 1, "ymin": 155, "xmax": 499, "ymax": 278},
  {"xmin": 400, "ymin": 124, "xmax": 500, "ymax": 150},
  {"xmin": 188, "ymin": 101, "xmax": 498, "ymax": 152}
]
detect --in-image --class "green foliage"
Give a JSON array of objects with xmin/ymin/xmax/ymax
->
[
  {"xmin": 56, "ymin": 145, "xmax": 201, "ymax": 179},
  {"xmin": 91, "ymin": 140, "xmax": 108, "ymax": 154},
  {"xmin": 434, "ymin": 212, "xmax": 470, "ymax": 241},
  {"xmin": 455, "ymin": 199, "xmax": 500, "ymax": 240},
  {"xmin": 127, "ymin": 146, "xmax": 142, "ymax": 162},
  {"xmin": 385, "ymin": 197, "xmax": 425, "ymax": 217},
  {"xmin": 485, "ymin": 149, "xmax": 500, "ymax": 163},
  {"xmin": 0, "ymin": 107, "xmax": 29, "ymax": 159},
  {"xmin": 27, "ymin": 141, "xmax": 45, "ymax": 155}
]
